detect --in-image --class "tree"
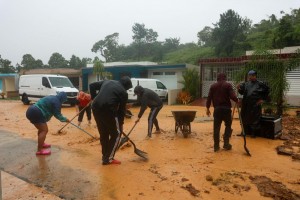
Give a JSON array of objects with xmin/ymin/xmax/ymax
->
[
  {"xmin": 21, "ymin": 54, "xmax": 37, "ymax": 69},
  {"xmin": 212, "ymin": 9, "xmax": 251, "ymax": 57},
  {"xmin": 91, "ymin": 33, "xmax": 120, "ymax": 62},
  {"xmin": 48, "ymin": 53, "xmax": 68, "ymax": 68},
  {"xmin": 69, "ymin": 55, "xmax": 83, "ymax": 69},
  {"xmin": 197, "ymin": 26, "xmax": 213, "ymax": 47},
  {"xmin": 0, "ymin": 55, "xmax": 15, "ymax": 73},
  {"xmin": 131, "ymin": 23, "xmax": 159, "ymax": 60},
  {"xmin": 93, "ymin": 60, "xmax": 112, "ymax": 80},
  {"xmin": 163, "ymin": 37, "xmax": 180, "ymax": 52}
]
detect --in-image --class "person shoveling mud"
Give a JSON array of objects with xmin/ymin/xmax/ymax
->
[{"xmin": 25, "ymin": 92, "xmax": 70, "ymax": 155}]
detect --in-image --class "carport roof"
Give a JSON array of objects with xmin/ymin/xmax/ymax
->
[{"xmin": 0, "ymin": 73, "xmax": 18, "ymax": 77}]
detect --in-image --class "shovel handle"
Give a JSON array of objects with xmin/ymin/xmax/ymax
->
[
  {"xmin": 70, "ymin": 122, "xmax": 96, "ymax": 139},
  {"xmin": 118, "ymin": 121, "xmax": 138, "ymax": 148},
  {"xmin": 58, "ymin": 101, "xmax": 92, "ymax": 133}
]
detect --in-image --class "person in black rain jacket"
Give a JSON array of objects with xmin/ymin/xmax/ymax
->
[
  {"xmin": 237, "ymin": 70, "xmax": 270, "ymax": 138},
  {"xmin": 134, "ymin": 85, "xmax": 163, "ymax": 139},
  {"xmin": 89, "ymin": 76, "xmax": 132, "ymax": 165}
]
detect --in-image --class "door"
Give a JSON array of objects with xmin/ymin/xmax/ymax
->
[
  {"xmin": 39, "ymin": 77, "xmax": 53, "ymax": 97},
  {"xmin": 155, "ymin": 81, "xmax": 168, "ymax": 99}
]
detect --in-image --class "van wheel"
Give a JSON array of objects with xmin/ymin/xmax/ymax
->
[{"xmin": 22, "ymin": 94, "xmax": 30, "ymax": 105}]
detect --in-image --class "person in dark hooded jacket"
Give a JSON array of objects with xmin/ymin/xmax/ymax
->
[
  {"xmin": 26, "ymin": 92, "xmax": 70, "ymax": 155},
  {"xmin": 237, "ymin": 70, "xmax": 270, "ymax": 138},
  {"xmin": 134, "ymin": 85, "xmax": 163, "ymax": 139},
  {"xmin": 89, "ymin": 76, "xmax": 132, "ymax": 165},
  {"xmin": 206, "ymin": 73, "xmax": 239, "ymax": 152}
]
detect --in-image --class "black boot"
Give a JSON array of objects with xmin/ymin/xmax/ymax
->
[{"xmin": 223, "ymin": 136, "xmax": 232, "ymax": 150}]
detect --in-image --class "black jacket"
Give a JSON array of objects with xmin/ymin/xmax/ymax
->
[
  {"xmin": 137, "ymin": 88, "xmax": 163, "ymax": 118},
  {"xmin": 238, "ymin": 80, "xmax": 270, "ymax": 124},
  {"xmin": 89, "ymin": 80, "xmax": 128, "ymax": 125}
]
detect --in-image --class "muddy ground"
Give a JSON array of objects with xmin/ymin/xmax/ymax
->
[{"xmin": 0, "ymin": 100, "xmax": 300, "ymax": 200}]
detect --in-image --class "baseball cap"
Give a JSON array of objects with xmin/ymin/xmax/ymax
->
[{"xmin": 248, "ymin": 70, "xmax": 257, "ymax": 75}]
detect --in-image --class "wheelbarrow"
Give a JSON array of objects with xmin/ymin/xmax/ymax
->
[{"xmin": 171, "ymin": 111, "xmax": 197, "ymax": 138}]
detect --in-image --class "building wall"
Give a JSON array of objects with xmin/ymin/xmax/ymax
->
[
  {"xmin": 82, "ymin": 63, "xmax": 195, "ymax": 92},
  {"xmin": 286, "ymin": 66, "xmax": 300, "ymax": 106}
]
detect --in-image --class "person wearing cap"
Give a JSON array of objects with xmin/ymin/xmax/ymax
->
[
  {"xmin": 26, "ymin": 92, "xmax": 70, "ymax": 155},
  {"xmin": 237, "ymin": 70, "xmax": 270, "ymax": 138},
  {"xmin": 76, "ymin": 91, "xmax": 92, "ymax": 127},
  {"xmin": 206, "ymin": 73, "xmax": 239, "ymax": 152},
  {"xmin": 134, "ymin": 85, "xmax": 163, "ymax": 139},
  {"xmin": 89, "ymin": 76, "xmax": 132, "ymax": 165}
]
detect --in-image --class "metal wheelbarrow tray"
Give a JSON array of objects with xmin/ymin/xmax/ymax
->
[{"xmin": 171, "ymin": 111, "xmax": 197, "ymax": 138}]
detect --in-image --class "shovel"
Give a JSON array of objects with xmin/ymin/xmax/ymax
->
[
  {"xmin": 118, "ymin": 122, "xmax": 138, "ymax": 149},
  {"xmin": 70, "ymin": 122, "xmax": 96, "ymax": 139},
  {"xmin": 57, "ymin": 101, "xmax": 92, "ymax": 133},
  {"xmin": 114, "ymin": 117, "xmax": 147, "ymax": 160},
  {"xmin": 120, "ymin": 131, "xmax": 148, "ymax": 160},
  {"xmin": 236, "ymin": 104, "xmax": 251, "ymax": 156}
]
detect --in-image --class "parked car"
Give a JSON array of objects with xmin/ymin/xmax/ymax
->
[
  {"xmin": 19, "ymin": 74, "xmax": 79, "ymax": 106},
  {"xmin": 127, "ymin": 78, "xmax": 168, "ymax": 102}
]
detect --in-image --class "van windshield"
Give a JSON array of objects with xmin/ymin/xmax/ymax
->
[{"xmin": 48, "ymin": 77, "xmax": 74, "ymax": 88}]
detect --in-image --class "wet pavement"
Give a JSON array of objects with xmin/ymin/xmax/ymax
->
[{"xmin": 0, "ymin": 130, "xmax": 99, "ymax": 200}]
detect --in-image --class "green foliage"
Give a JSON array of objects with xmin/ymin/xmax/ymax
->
[
  {"xmin": 178, "ymin": 68, "xmax": 200, "ymax": 99},
  {"xmin": 21, "ymin": 54, "xmax": 44, "ymax": 69},
  {"xmin": 48, "ymin": 53, "xmax": 68, "ymax": 68},
  {"xmin": 69, "ymin": 55, "xmax": 88, "ymax": 69},
  {"xmin": 164, "ymin": 45, "xmax": 214, "ymax": 65},
  {"xmin": 91, "ymin": 32, "xmax": 120, "ymax": 62},
  {"xmin": 212, "ymin": 9, "xmax": 252, "ymax": 57},
  {"xmin": 197, "ymin": 26, "xmax": 213, "ymax": 46},
  {"xmin": 0, "ymin": 55, "xmax": 16, "ymax": 73},
  {"xmin": 93, "ymin": 61, "xmax": 112, "ymax": 80}
]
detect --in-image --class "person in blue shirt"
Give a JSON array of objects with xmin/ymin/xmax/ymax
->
[{"xmin": 26, "ymin": 92, "xmax": 70, "ymax": 155}]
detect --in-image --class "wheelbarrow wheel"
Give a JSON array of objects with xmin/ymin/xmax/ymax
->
[
  {"xmin": 175, "ymin": 122, "xmax": 179, "ymax": 133},
  {"xmin": 182, "ymin": 123, "xmax": 190, "ymax": 138}
]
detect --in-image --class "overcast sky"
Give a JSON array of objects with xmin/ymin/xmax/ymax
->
[{"xmin": 0, "ymin": 0, "xmax": 299, "ymax": 66}]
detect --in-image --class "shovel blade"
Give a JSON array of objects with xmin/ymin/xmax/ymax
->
[{"xmin": 134, "ymin": 149, "xmax": 148, "ymax": 160}]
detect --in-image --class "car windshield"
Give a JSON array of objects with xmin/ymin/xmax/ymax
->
[{"xmin": 48, "ymin": 77, "xmax": 74, "ymax": 88}]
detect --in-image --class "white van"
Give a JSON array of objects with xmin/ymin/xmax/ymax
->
[
  {"xmin": 127, "ymin": 78, "xmax": 168, "ymax": 101},
  {"xmin": 19, "ymin": 74, "xmax": 79, "ymax": 105}
]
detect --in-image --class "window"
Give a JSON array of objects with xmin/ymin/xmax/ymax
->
[
  {"xmin": 156, "ymin": 81, "xmax": 166, "ymax": 89},
  {"xmin": 42, "ymin": 77, "xmax": 51, "ymax": 88},
  {"xmin": 165, "ymin": 72, "xmax": 176, "ymax": 75},
  {"xmin": 48, "ymin": 77, "xmax": 74, "ymax": 87},
  {"xmin": 153, "ymin": 72, "xmax": 163, "ymax": 75}
]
